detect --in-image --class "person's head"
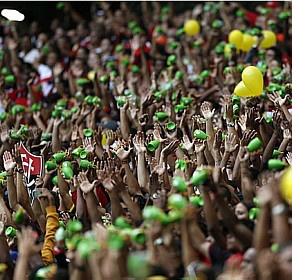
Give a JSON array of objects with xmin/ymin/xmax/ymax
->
[
  {"xmin": 235, "ymin": 202, "xmax": 249, "ymax": 220},
  {"xmin": 76, "ymin": 47, "xmax": 89, "ymax": 61},
  {"xmin": 21, "ymin": 35, "xmax": 32, "ymax": 53},
  {"xmin": 57, "ymin": 36, "xmax": 70, "ymax": 52},
  {"xmin": 77, "ymin": 22, "xmax": 89, "ymax": 40},
  {"xmin": 100, "ymin": 38, "xmax": 112, "ymax": 54},
  {"xmin": 46, "ymin": 51, "xmax": 58, "ymax": 68}
]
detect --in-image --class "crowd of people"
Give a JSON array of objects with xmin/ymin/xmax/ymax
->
[{"xmin": 0, "ymin": 1, "xmax": 292, "ymax": 279}]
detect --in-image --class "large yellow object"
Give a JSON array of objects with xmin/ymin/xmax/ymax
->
[
  {"xmin": 234, "ymin": 81, "xmax": 255, "ymax": 97},
  {"xmin": 281, "ymin": 167, "xmax": 292, "ymax": 204},
  {"xmin": 184, "ymin": 20, "xmax": 200, "ymax": 36},
  {"xmin": 259, "ymin": 30, "xmax": 277, "ymax": 49},
  {"xmin": 234, "ymin": 66, "xmax": 263, "ymax": 98},
  {"xmin": 242, "ymin": 66, "xmax": 263, "ymax": 95},
  {"xmin": 228, "ymin": 30, "xmax": 243, "ymax": 49},
  {"xmin": 241, "ymin": 34, "xmax": 256, "ymax": 52}
]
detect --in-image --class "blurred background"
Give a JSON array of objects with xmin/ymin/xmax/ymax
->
[{"xmin": 0, "ymin": 1, "xmax": 267, "ymax": 32}]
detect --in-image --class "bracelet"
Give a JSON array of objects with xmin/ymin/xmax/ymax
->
[
  {"xmin": 272, "ymin": 203, "xmax": 286, "ymax": 216},
  {"xmin": 121, "ymin": 159, "xmax": 129, "ymax": 165},
  {"xmin": 227, "ymin": 122, "xmax": 235, "ymax": 127},
  {"xmin": 16, "ymin": 168, "xmax": 24, "ymax": 174}
]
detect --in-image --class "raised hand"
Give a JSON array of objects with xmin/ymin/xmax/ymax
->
[
  {"xmin": 194, "ymin": 139, "xmax": 207, "ymax": 153},
  {"xmin": 239, "ymin": 147, "xmax": 250, "ymax": 163},
  {"xmin": 17, "ymin": 227, "xmax": 42, "ymax": 257},
  {"xmin": 269, "ymin": 91, "xmax": 288, "ymax": 107},
  {"xmin": 3, "ymin": 151, "xmax": 16, "ymax": 172},
  {"xmin": 0, "ymin": 123, "xmax": 9, "ymax": 143},
  {"xmin": 225, "ymin": 133, "xmax": 238, "ymax": 153},
  {"xmin": 83, "ymin": 137, "xmax": 95, "ymax": 153},
  {"xmin": 240, "ymin": 130, "xmax": 257, "ymax": 147},
  {"xmin": 153, "ymin": 124, "xmax": 166, "ymax": 143},
  {"xmin": 133, "ymin": 131, "xmax": 146, "ymax": 153},
  {"xmin": 182, "ymin": 134, "xmax": 194, "ymax": 152},
  {"xmin": 213, "ymin": 129, "xmax": 222, "ymax": 151},
  {"xmin": 283, "ymin": 128, "xmax": 292, "ymax": 140},
  {"xmin": 53, "ymin": 63, "xmax": 63, "ymax": 77},
  {"xmin": 110, "ymin": 140, "xmax": 132, "ymax": 160},
  {"xmin": 273, "ymin": 110, "xmax": 282, "ymax": 131},
  {"xmin": 161, "ymin": 140, "xmax": 179, "ymax": 156},
  {"xmin": 201, "ymin": 101, "xmax": 215, "ymax": 120},
  {"xmin": 238, "ymin": 115, "xmax": 247, "ymax": 132},
  {"xmin": 77, "ymin": 172, "xmax": 98, "ymax": 194}
]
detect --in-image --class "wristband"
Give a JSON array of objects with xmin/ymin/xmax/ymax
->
[
  {"xmin": 16, "ymin": 168, "xmax": 24, "ymax": 174},
  {"xmin": 272, "ymin": 203, "xmax": 286, "ymax": 216},
  {"xmin": 121, "ymin": 159, "xmax": 129, "ymax": 165},
  {"xmin": 227, "ymin": 122, "xmax": 235, "ymax": 127}
]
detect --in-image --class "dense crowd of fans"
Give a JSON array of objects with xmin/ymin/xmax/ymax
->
[{"xmin": 0, "ymin": 1, "xmax": 292, "ymax": 279}]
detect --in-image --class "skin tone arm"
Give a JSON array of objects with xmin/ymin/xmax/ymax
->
[
  {"xmin": 52, "ymin": 119, "xmax": 62, "ymax": 153},
  {"xmin": 239, "ymin": 149, "xmax": 255, "ymax": 202},
  {"xmin": 120, "ymin": 103, "xmax": 131, "ymax": 140},
  {"xmin": 253, "ymin": 186, "xmax": 272, "ymax": 255},
  {"xmin": 58, "ymin": 169, "xmax": 74, "ymax": 211},
  {"xmin": 261, "ymin": 112, "xmax": 281, "ymax": 170},
  {"xmin": 201, "ymin": 188, "xmax": 226, "ymax": 249},
  {"xmin": 220, "ymin": 134, "xmax": 238, "ymax": 170},
  {"xmin": 132, "ymin": 132, "xmax": 149, "ymax": 192},
  {"xmin": 77, "ymin": 173, "xmax": 102, "ymax": 225},
  {"xmin": 213, "ymin": 187, "xmax": 252, "ymax": 248},
  {"xmin": 3, "ymin": 151, "xmax": 18, "ymax": 211},
  {"xmin": 13, "ymin": 227, "xmax": 41, "ymax": 280},
  {"xmin": 270, "ymin": 179, "xmax": 292, "ymax": 245},
  {"xmin": 32, "ymin": 111, "xmax": 46, "ymax": 131}
]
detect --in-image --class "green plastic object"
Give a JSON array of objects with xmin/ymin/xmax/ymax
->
[
  {"xmin": 92, "ymin": 96, "xmax": 102, "ymax": 106},
  {"xmin": 249, "ymin": 207, "xmax": 259, "ymax": 220},
  {"xmin": 155, "ymin": 112, "xmax": 169, "ymax": 122},
  {"xmin": 76, "ymin": 78, "xmax": 89, "ymax": 86},
  {"xmin": 131, "ymin": 228, "xmax": 146, "ymax": 244},
  {"xmin": 193, "ymin": 129, "xmax": 208, "ymax": 140},
  {"xmin": 130, "ymin": 65, "xmax": 140, "ymax": 73},
  {"xmin": 67, "ymin": 220, "xmax": 83, "ymax": 233},
  {"xmin": 114, "ymin": 216, "xmax": 131, "ymax": 229},
  {"xmin": 84, "ymin": 129, "xmax": 94, "ymax": 137},
  {"xmin": 31, "ymin": 103, "xmax": 41, "ymax": 112},
  {"xmin": 52, "ymin": 152, "xmax": 67, "ymax": 163},
  {"xmin": 142, "ymin": 206, "xmax": 164, "ymax": 221},
  {"xmin": 0, "ymin": 112, "xmax": 7, "ymax": 122},
  {"xmin": 108, "ymin": 233, "xmax": 124, "ymax": 250},
  {"xmin": 14, "ymin": 210, "xmax": 25, "ymax": 224},
  {"xmin": 0, "ymin": 172, "xmax": 7, "ymax": 179},
  {"xmin": 167, "ymin": 54, "xmax": 176, "ymax": 66},
  {"xmin": 55, "ymin": 227, "xmax": 66, "ymax": 241},
  {"xmin": 79, "ymin": 150, "xmax": 88, "ymax": 159},
  {"xmin": 45, "ymin": 161, "xmax": 57, "ymax": 171},
  {"xmin": 175, "ymin": 159, "xmax": 187, "ymax": 172},
  {"xmin": 168, "ymin": 209, "xmax": 184, "ymax": 222},
  {"xmin": 174, "ymin": 104, "xmax": 187, "ymax": 114},
  {"xmin": 72, "ymin": 147, "xmax": 83, "ymax": 159},
  {"xmin": 272, "ymin": 150, "xmax": 282, "ymax": 158},
  {"xmin": 115, "ymin": 44, "xmax": 123, "ymax": 52},
  {"xmin": 5, "ymin": 226, "xmax": 16, "ymax": 238},
  {"xmin": 80, "ymin": 160, "xmax": 94, "ymax": 170},
  {"xmin": 181, "ymin": 97, "xmax": 192, "ymax": 106},
  {"xmin": 247, "ymin": 137, "xmax": 262, "ymax": 153},
  {"xmin": 52, "ymin": 176, "xmax": 58, "ymax": 186},
  {"xmin": 189, "ymin": 196, "xmax": 204, "ymax": 207},
  {"xmin": 166, "ymin": 121, "xmax": 176, "ymax": 131},
  {"xmin": 100, "ymin": 75, "xmax": 109, "ymax": 84},
  {"xmin": 268, "ymin": 159, "xmax": 286, "ymax": 170},
  {"xmin": 56, "ymin": 2, "xmax": 64, "ymax": 9},
  {"xmin": 190, "ymin": 170, "xmax": 208, "ymax": 186},
  {"xmin": 84, "ymin": 95, "xmax": 93, "ymax": 105},
  {"xmin": 154, "ymin": 91, "xmax": 164, "ymax": 101},
  {"xmin": 147, "ymin": 140, "xmax": 160, "ymax": 152},
  {"xmin": 175, "ymin": 70, "xmax": 183, "ymax": 80},
  {"xmin": 62, "ymin": 166, "xmax": 74, "ymax": 180},
  {"xmin": 168, "ymin": 194, "xmax": 187, "ymax": 210},
  {"xmin": 5, "ymin": 75, "xmax": 15, "ymax": 83},
  {"xmin": 11, "ymin": 105, "xmax": 26, "ymax": 116},
  {"xmin": 172, "ymin": 176, "xmax": 187, "ymax": 192}
]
